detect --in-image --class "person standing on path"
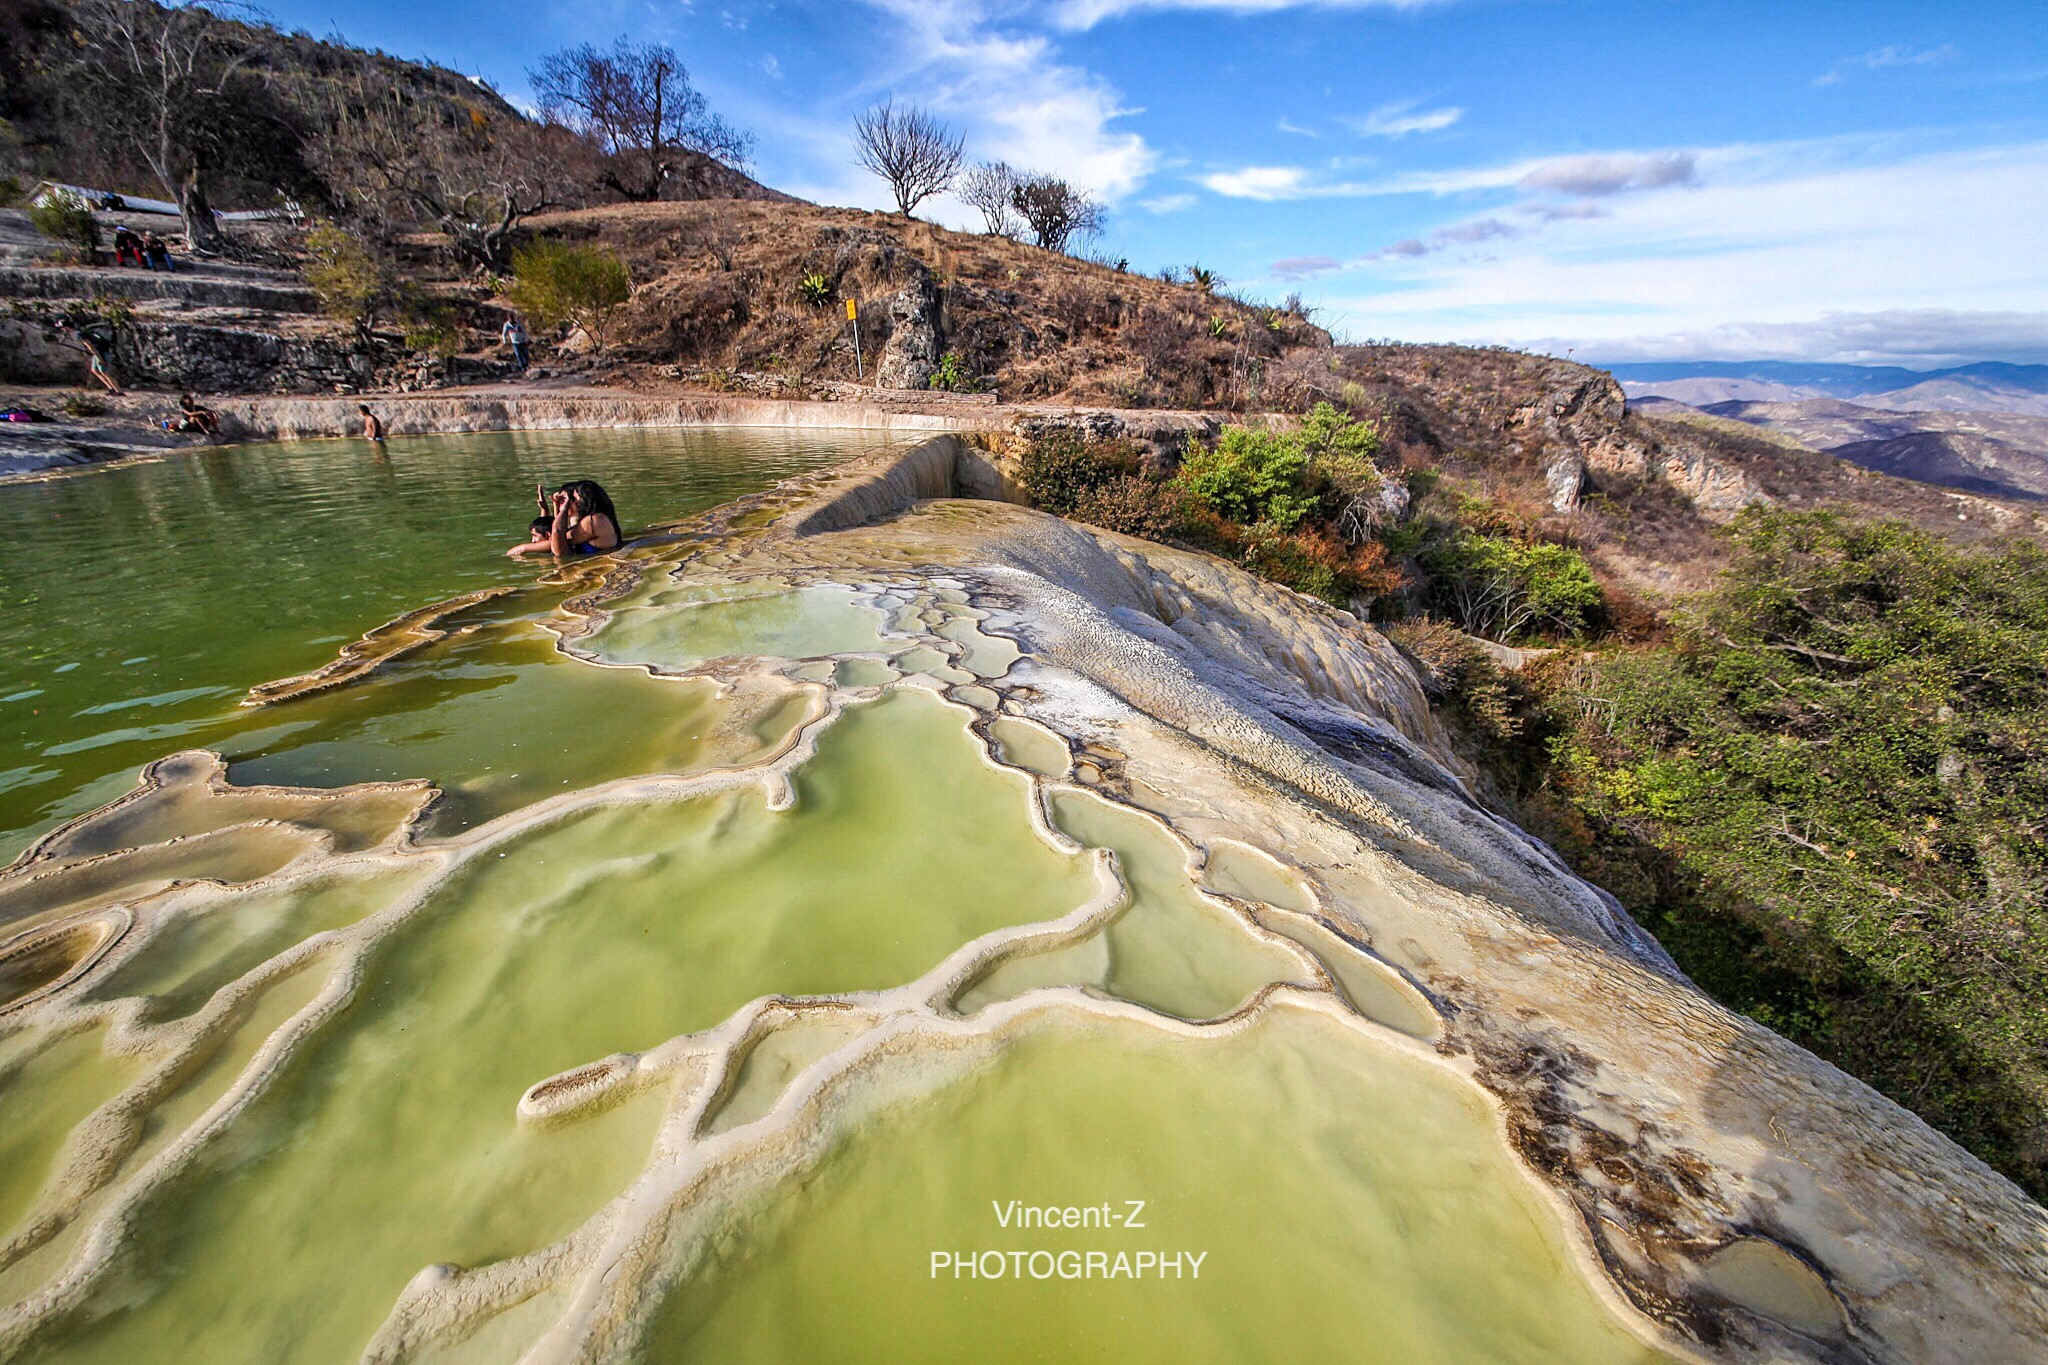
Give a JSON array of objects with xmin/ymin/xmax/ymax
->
[
  {"xmin": 501, "ymin": 315, "xmax": 530, "ymax": 372},
  {"xmin": 61, "ymin": 320, "xmax": 124, "ymax": 396}
]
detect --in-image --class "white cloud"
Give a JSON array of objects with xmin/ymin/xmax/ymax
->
[
  {"xmin": 1273, "ymin": 255, "xmax": 1343, "ymax": 279},
  {"xmin": 1200, "ymin": 146, "xmax": 1705, "ymax": 200},
  {"xmin": 1277, "ymin": 117, "xmax": 1321, "ymax": 138},
  {"xmin": 1308, "ymin": 140, "xmax": 2048, "ymax": 363},
  {"xmin": 1516, "ymin": 151, "xmax": 1696, "ymax": 195},
  {"xmin": 1139, "ymin": 192, "xmax": 1197, "ymax": 213},
  {"xmin": 1555, "ymin": 311, "xmax": 2048, "ymax": 367},
  {"xmin": 1521, "ymin": 200, "xmax": 1609, "ymax": 221},
  {"xmin": 1049, "ymin": 0, "xmax": 1441, "ymax": 30},
  {"xmin": 1200, "ymin": 165, "xmax": 1317, "ymax": 199},
  {"xmin": 1343, "ymin": 100, "xmax": 1463, "ymax": 139},
  {"xmin": 856, "ymin": 1, "xmax": 1158, "ymax": 203},
  {"xmin": 759, "ymin": 54, "xmax": 783, "ymax": 80},
  {"xmin": 1366, "ymin": 215, "xmax": 1517, "ymax": 258},
  {"xmin": 1816, "ymin": 43, "xmax": 1958, "ymax": 87}
]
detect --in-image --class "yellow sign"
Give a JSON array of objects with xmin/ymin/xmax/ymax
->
[{"xmin": 845, "ymin": 299, "xmax": 858, "ymax": 320}]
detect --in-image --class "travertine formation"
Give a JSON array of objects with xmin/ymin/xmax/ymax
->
[{"xmin": 0, "ymin": 435, "xmax": 2042, "ymax": 1362}]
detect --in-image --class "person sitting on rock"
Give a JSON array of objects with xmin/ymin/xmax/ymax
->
[
  {"xmin": 143, "ymin": 231, "xmax": 175, "ymax": 273},
  {"xmin": 507, "ymin": 479, "xmax": 623, "ymax": 558},
  {"xmin": 112, "ymin": 225, "xmax": 145, "ymax": 268},
  {"xmin": 162, "ymin": 394, "xmax": 218, "ymax": 435}
]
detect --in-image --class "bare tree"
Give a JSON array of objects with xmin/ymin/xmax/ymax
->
[
  {"xmin": 530, "ymin": 38, "xmax": 752, "ymax": 202},
  {"xmin": 64, "ymin": 0, "xmax": 268, "ymax": 252},
  {"xmin": 1010, "ymin": 173, "xmax": 1106, "ymax": 254},
  {"xmin": 959, "ymin": 160, "xmax": 1019, "ymax": 236},
  {"xmin": 853, "ymin": 100, "xmax": 963, "ymax": 217},
  {"xmin": 314, "ymin": 71, "xmax": 591, "ymax": 271}
]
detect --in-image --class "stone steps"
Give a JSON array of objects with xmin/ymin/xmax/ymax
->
[{"xmin": 0, "ymin": 265, "xmax": 318, "ymax": 315}]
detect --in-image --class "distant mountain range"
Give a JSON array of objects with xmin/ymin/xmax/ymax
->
[
  {"xmin": 1632, "ymin": 395, "xmax": 2048, "ymax": 502},
  {"xmin": 1607, "ymin": 360, "xmax": 2048, "ymax": 416}
]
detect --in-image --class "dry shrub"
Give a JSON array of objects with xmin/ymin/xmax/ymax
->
[
  {"xmin": 1124, "ymin": 306, "xmax": 1204, "ymax": 402},
  {"xmin": 1049, "ymin": 280, "xmax": 1117, "ymax": 339},
  {"xmin": 1386, "ymin": 619, "xmax": 1524, "ymax": 742},
  {"xmin": 1069, "ymin": 474, "xmax": 1187, "ymax": 541},
  {"xmin": 1015, "ymin": 431, "xmax": 1147, "ymax": 515}
]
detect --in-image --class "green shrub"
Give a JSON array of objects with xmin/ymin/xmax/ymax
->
[
  {"xmin": 30, "ymin": 190, "xmax": 98, "ymax": 258},
  {"xmin": 401, "ymin": 298, "xmax": 464, "ymax": 368},
  {"xmin": 928, "ymin": 351, "xmax": 973, "ymax": 391},
  {"xmin": 1421, "ymin": 530, "xmax": 1601, "ymax": 639},
  {"xmin": 304, "ymin": 222, "xmax": 390, "ymax": 345},
  {"xmin": 506, "ymin": 240, "xmax": 632, "ymax": 352},
  {"xmin": 1177, "ymin": 426, "xmax": 1319, "ymax": 530},
  {"xmin": 797, "ymin": 271, "xmax": 832, "ymax": 305},
  {"xmin": 1298, "ymin": 402, "xmax": 1386, "ymax": 542}
]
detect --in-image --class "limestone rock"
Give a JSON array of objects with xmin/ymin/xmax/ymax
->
[
  {"xmin": 1543, "ymin": 453, "xmax": 1587, "ymax": 512},
  {"xmin": 875, "ymin": 274, "xmax": 942, "ymax": 391}
]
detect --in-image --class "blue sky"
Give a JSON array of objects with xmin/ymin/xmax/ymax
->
[{"xmin": 264, "ymin": 0, "xmax": 2048, "ymax": 366}]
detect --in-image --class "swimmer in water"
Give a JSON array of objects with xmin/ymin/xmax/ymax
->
[
  {"xmin": 506, "ymin": 479, "xmax": 623, "ymax": 558},
  {"xmin": 359, "ymin": 404, "xmax": 384, "ymax": 441}
]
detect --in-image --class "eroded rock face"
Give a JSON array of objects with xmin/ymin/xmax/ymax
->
[
  {"xmin": 1544, "ymin": 452, "xmax": 1588, "ymax": 512},
  {"xmin": 875, "ymin": 273, "xmax": 942, "ymax": 391},
  {"xmin": 1508, "ymin": 369, "xmax": 1770, "ymax": 523}
]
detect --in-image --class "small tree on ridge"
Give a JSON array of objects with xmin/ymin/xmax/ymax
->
[
  {"xmin": 531, "ymin": 38, "xmax": 753, "ymax": 202},
  {"xmin": 1010, "ymin": 173, "xmax": 1105, "ymax": 253},
  {"xmin": 853, "ymin": 100, "xmax": 963, "ymax": 218},
  {"xmin": 959, "ymin": 160, "xmax": 1019, "ymax": 237}
]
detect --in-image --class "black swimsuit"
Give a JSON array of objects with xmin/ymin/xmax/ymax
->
[{"xmin": 574, "ymin": 516, "xmax": 622, "ymax": 554}]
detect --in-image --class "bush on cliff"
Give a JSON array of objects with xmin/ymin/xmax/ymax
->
[
  {"xmin": 1480, "ymin": 508, "xmax": 2048, "ymax": 1195},
  {"xmin": 29, "ymin": 189, "xmax": 98, "ymax": 260},
  {"xmin": 506, "ymin": 241, "xmax": 633, "ymax": 352}
]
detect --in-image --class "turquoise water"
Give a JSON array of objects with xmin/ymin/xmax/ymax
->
[{"xmin": 0, "ymin": 428, "xmax": 867, "ymax": 857}]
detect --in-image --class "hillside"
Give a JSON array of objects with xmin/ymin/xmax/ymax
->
[
  {"xmin": 1636, "ymin": 396, "xmax": 2048, "ymax": 502},
  {"xmin": 523, "ymin": 199, "xmax": 1330, "ymax": 405},
  {"xmin": 1303, "ymin": 344, "xmax": 2043, "ymax": 600},
  {"xmin": 489, "ymin": 204, "xmax": 2040, "ymax": 602},
  {"xmin": 0, "ymin": 0, "xmax": 786, "ymax": 215}
]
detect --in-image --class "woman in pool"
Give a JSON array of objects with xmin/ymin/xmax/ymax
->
[{"xmin": 507, "ymin": 479, "xmax": 623, "ymax": 558}]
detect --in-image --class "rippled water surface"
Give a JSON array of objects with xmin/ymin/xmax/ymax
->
[{"xmin": 0, "ymin": 428, "xmax": 867, "ymax": 856}]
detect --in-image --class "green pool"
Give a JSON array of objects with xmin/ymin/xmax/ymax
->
[{"xmin": 0, "ymin": 428, "xmax": 865, "ymax": 857}]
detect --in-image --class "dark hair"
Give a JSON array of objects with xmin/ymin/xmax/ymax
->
[
  {"xmin": 358, "ymin": 404, "xmax": 372, "ymax": 415},
  {"xmin": 529, "ymin": 515, "xmax": 552, "ymax": 538},
  {"xmin": 556, "ymin": 479, "xmax": 622, "ymax": 542}
]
